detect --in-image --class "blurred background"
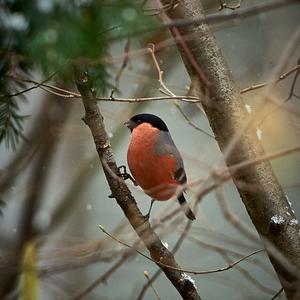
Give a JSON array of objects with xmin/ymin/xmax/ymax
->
[{"xmin": 0, "ymin": 0, "xmax": 299, "ymax": 299}]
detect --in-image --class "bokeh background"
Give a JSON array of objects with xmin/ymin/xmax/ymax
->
[{"xmin": 0, "ymin": 0, "xmax": 299, "ymax": 299}]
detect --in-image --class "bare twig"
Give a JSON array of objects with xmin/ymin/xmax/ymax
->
[
  {"xmin": 70, "ymin": 251, "xmax": 132, "ymax": 300},
  {"xmin": 148, "ymin": 44, "xmax": 214, "ymax": 138},
  {"xmin": 99, "ymin": 224, "xmax": 264, "ymax": 275},
  {"xmin": 143, "ymin": 271, "xmax": 161, "ymax": 300},
  {"xmin": 240, "ymin": 64, "xmax": 300, "ymax": 94},
  {"xmin": 161, "ymin": 0, "xmax": 297, "ymax": 30},
  {"xmin": 174, "ymin": 101, "xmax": 215, "ymax": 138},
  {"xmin": 285, "ymin": 60, "xmax": 300, "ymax": 101},
  {"xmin": 3, "ymin": 72, "xmax": 56, "ymax": 98},
  {"xmin": 193, "ymin": 145, "xmax": 300, "ymax": 202},
  {"xmin": 137, "ymin": 214, "xmax": 195, "ymax": 300},
  {"xmin": 115, "ymin": 38, "xmax": 131, "ymax": 85},
  {"xmin": 185, "ymin": 232, "xmax": 275, "ymax": 277},
  {"xmin": 8, "ymin": 63, "xmax": 299, "ymax": 105},
  {"xmin": 9, "ymin": 76, "xmax": 202, "ymax": 102},
  {"xmin": 216, "ymin": 186, "xmax": 258, "ymax": 243},
  {"xmin": 256, "ymin": 59, "xmax": 300, "ymax": 126},
  {"xmin": 222, "ymin": 253, "xmax": 275, "ymax": 294}
]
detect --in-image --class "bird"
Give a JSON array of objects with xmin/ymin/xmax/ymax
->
[{"xmin": 124, "ymin": 113, "xmax": 195, "ymax": 220}]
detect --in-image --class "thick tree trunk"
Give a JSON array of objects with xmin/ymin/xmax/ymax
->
[{"xmin": 159, "ymin": 1, "xmax": 300, "ymax": 299}]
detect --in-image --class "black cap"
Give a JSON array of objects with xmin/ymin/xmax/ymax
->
[{"xmin": 125, "ymin": 113, "xmax": 169, "ymax": 132}]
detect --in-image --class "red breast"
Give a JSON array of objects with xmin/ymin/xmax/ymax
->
[{"xmin": 127, "ymin": 123, "xmax": 179, "ymax": 200}]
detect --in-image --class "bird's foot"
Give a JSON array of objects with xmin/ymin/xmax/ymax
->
[
  {"xmin": 117, "ymin": 165, "xmax": 137, "ymax": 185},
  {"xmin": 143, "ymin": 212, "xmax": 151, "ymax": 222},
  {"xmin": 143, "ymin": 199, "xmax": 155, "ymax": 221}
]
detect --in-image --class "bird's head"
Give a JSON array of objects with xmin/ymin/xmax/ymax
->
[{"xmin": 124, "ymin": 113, "xmax": 169, "ymax": 132}]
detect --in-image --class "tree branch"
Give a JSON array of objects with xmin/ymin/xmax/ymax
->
[
  {"xmin": 73, "ymin": 66, "xmax": 201, "ymax": 300},
  {"xmin": 99, "ymin": 224, "xmax": 264, "ymax": 275},
  {"xmin": 159, "ymin": 0, "xmax": 300, "ymax": 299},
  {"xmin": 9, "ymin": 62, "xmax": 299, "ymax": 104}
]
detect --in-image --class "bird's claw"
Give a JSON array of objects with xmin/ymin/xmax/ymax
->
[
  {"xmin": 117, "ymin": 165, "xmax": 137, "ymax": 185},
  {"xmin": 143, "ymin": 212, "xmax": 150, "ymax": 221},
  {"xmin": 117, "ymin": 165, "xmax": 128, "ymax": 179},
  {"xmin": 143, "ymin": 199, "xmax": 155, "ymax": 221}
]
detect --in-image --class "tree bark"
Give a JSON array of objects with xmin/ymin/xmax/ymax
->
[
  {"xmin": 74, "ymin": 67, "xmax": 201, "ymax": 300},
  {"xmin": 159, "ymin": 1, "xmax": 300, "ymax": 299}
]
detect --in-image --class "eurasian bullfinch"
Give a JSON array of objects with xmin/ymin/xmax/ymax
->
[{"xmin": 124, "ymin": 113, "xmax": 195, "ymax": 220}]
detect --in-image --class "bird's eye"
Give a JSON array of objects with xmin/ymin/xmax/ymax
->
[{"xmin": 136, "ymin": 120, "xmax": 142, "ymax": 124}]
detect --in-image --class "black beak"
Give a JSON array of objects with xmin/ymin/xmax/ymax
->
[{"xmin": 124, "ymin": 119, "xmax": 135, "ymax": 131}]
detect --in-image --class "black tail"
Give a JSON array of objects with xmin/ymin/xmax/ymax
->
[{"xmin": 178, "ymin": 194, "xmax": 196, "ymax": 220}]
